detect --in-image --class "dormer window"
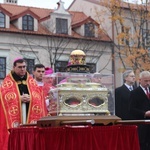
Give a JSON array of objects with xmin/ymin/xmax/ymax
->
[
  {"xmin": 0, "ymin": 12, "xmax": 5, "ymax": 28},
  {"xmin": 85, "ymin": 23, "xmax": 95, "ymax": 37},
  {"xmin": 22, "ymin": 15, "xmax": 34, "ymax": 31},
  {"xmin": 56, "ymin": 18, "xmax": 68, "ymax": 34}
]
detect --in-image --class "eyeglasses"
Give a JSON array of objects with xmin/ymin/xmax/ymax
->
[{"xmin": 17, "ymin": 66, "xmax": 26, "ymax": 69}]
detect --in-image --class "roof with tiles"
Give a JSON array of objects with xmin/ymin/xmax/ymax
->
[
  {"xmin": 0, "ymin": 4, "xmax": 53, "ymax": 19},
  {"xmin": 0, "ymin": 3, "xmax": 111, "ymax": 42},
  {"xmin": 69, "ymin": 0, "xmax": 150, "ymax": 11}
]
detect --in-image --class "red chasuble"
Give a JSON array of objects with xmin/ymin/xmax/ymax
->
[{"xmin": 0, "ymin": 72, "xmax": 46, "ymax": 150}]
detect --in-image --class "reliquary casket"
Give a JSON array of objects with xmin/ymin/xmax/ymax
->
[{"xmin": 49, "ymin": 73, "xmax": 114, "ymax": 116}]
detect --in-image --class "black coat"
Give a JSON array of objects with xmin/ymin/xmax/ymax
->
[
  {"xmin": 129, "ymin": 86, "xmax": 150, "ymax": 119},
  {"xmin": 129, "ymin": 86, "xmax": 150, "ymax": 150},
  {"xmin": 115, "ymin": 84, "xmax": 132, "ymax": 120}
]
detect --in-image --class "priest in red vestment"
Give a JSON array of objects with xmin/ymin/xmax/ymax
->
[{"xmin": 0, "ymin": 58, "xmax": 46, "ymax": 150}]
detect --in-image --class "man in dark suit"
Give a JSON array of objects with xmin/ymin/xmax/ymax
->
[
  {"xmin": 129, "ymin": 71, "xmax": 150, "ymax": 150},
  {"xmin": 115, "ymin": 70, "xmax": 136, "ymax": 120}
]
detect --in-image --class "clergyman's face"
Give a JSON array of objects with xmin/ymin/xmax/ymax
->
[{"xmin": 13, "ymin": 62, "xmax": 27, "ymax": 77}]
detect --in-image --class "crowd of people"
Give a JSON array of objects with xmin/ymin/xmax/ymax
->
[{"xmin": 0, "ymin": 57, "xmax": 150, "ymax": 150}]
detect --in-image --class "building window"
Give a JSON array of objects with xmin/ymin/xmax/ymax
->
[
  {"xmin": 87, "ymin": 63, "xmax": 96, "ymax": 73},
  {"xmin": 0, "ymin": 12, "xmax": 5, "ymax": 28},
  {"xmin": 84, "ymin": 23, "xmax": 95, "ymax": 37},
  {"xmin": 22, "ymin": 15, "xmax": 34, "ymax": 31},
  {"xmin": 56, "ymin": 18, "xmax": 68, "ymax": 34},
  {"xmin": 0, "ymin": 57, "xmax": 6, "ymax": 79},
  {"xmin": 142, "ymin": 29, "xmax": 150, "ymax": 46},
  {"xmin": 55, "ymin": 61, "xmax": 68, "ymax": 72},
  {"xmin": 24, "ymin": 58, "xmax": 34, "ymax": 74}
]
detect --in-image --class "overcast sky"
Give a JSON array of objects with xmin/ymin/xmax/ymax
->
[
  {"xmin": 0, "ymin": 0, "xmax": 145, "ymax": 9},
  {"xmin": 0, "ymin": 0, "xmax": 74, "ymax": 9}
]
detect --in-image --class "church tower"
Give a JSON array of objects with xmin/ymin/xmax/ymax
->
[{"xmin": 4, "ymin": 0, "xmax": 18, "ymax": 4}]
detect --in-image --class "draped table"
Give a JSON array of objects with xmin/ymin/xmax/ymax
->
[{"xmin": 8, "ymin": 125, "xmax": 140, "ymax": 150}]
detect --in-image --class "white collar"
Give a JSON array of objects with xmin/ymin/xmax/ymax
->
[
  {"xmin": 140, "ymin": 85, "xmax": 149, "ymax": 93},
  {"xmin": 124, "ymin": 83, "xmax": 133, "ymax": 90}
]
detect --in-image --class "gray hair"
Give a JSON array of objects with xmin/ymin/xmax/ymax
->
[
  {"xmin": 123, "ymin": 70, "xmax": 134, "ymax": 80},
  {"xmin": 139, "ymin": 71, "xmax": 150, "ymax": 79}
]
